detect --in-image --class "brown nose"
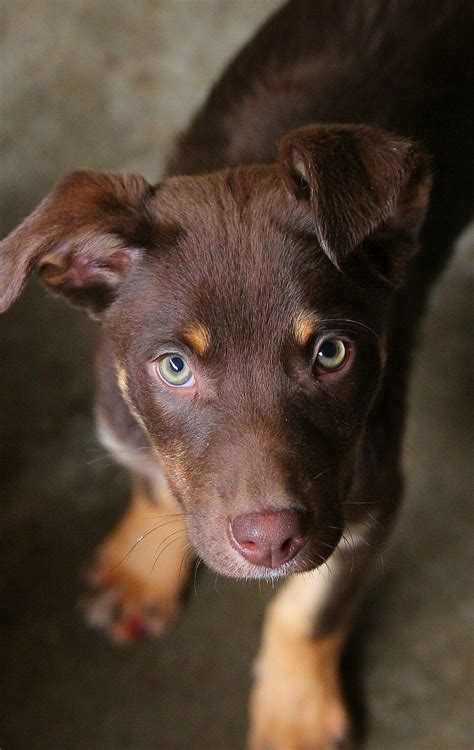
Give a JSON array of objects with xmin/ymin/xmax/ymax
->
[{"xmin": 228, "ymin": 509, "xmax": 307, "ymax": 569}]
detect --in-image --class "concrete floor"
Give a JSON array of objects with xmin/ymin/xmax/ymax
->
[{"xmin": 0, "ymin": 2, "xmax": 473, "ymax": 749}]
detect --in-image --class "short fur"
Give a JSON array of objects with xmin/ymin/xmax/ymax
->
[{"xmin": 1, "ymin": 1, "xmax": 472, "ymax": 747}]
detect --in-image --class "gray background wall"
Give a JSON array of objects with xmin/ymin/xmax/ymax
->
[{"xmin": 0, "ymin": 2, "xmax": 472, "ymax": 748}]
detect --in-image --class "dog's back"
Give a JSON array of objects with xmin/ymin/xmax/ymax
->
[{"xmin": 172, "ymin": 0, "xmax": 473, "ymax": 270}]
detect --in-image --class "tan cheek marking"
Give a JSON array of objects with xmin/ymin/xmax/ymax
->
[
  {"xmin": 155, "ymin": 441, "xmax": 191, "ymax": 496},
  {"xmin": 116, "ymin": 364, "xmax": 192, "ymax": 495},
  {"xmin": 182, "ymin": 323, "xmax": 211, "ymax": 357},
  {"xmin": 116, "ymin": 363, "xmax": 128, "ymax": 397},
  {"xmin": 294, "ymin": 311, "xmax": 316, "ymax": 347},
  {"xmin": 115, "ymin": 363, "xmax": 148, "ymax": 433}
]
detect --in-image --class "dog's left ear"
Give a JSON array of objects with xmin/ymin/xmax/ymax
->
[
  {"xmin": 0, "ymin": 170, "xmax": 156, "ymax": 316},
  {"xmin": 279, "ymin": 123, "xmax": 431, "ymax": 283}
]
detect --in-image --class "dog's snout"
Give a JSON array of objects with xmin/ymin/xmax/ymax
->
[{"xmin": 228, "ymin": 509, "xmax": 307, "ymax": 569}]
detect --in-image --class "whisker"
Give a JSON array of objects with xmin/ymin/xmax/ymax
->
[
  {"xmin": 312, "ymin": 465, "xmax": 336, "ymax": 482},
  {"xmin": 193, "ymin": 557, "xmax": 203, "ymax": 595},
  {"xmin": 317, "ymin": 540, "xmax": 337, "ymax": 551},
  {"xmin": 178, "ymin": 544, "xmax": 195, "ymax": 581},
  {"xmin": 344, "ymin": 501, "xmax": 378, "ymax": 506},
  {"xmin": 153, "ymin": 527, "xmax": 185, "ymax": 558},
  {"xmin": 151, "ymin": 532, "xmax": 185, "ymax": 574},
  {"xmin": 364, "ymin": 511, "xmax": 385, "ymax": 530},
  {"xmin": 109, "ymin": 517, "xmax": 184, "ymax": 573},
  {"xmin": 311, "ymin": 551, "xmax": 332, "ymax": 580},
  {"xmin": 346, "ymin": 526, "xmax": 355, "ymax": 548},
  {"xmin": 305, "ymin": 555, "xmax": 332, "ymax": 584},
  {"xmin": 339, "ymin": 533, "xmax": 352, "ymax": 569},
  {"xmin": 141, "ymin": 512, "xmax": 188, "ymax": 521},
  {"xmin": 342, "ymin": 533, "xmax": 355, "ymax": 572},
  {"xmin": 86, "ymin": 446, "xmax": 151, "ymax": 453}
]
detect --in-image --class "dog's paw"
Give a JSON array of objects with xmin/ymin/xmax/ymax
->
[
  {"xmin": 249, "ymin": 675, "xmax": 352, "ymax": 750},
  {"xmin": 248, "ymin": 633, "xmax": 352, "ymax": 750},
  {"xmin": 80, "ymin": 495, "xmax": 193, "ymax": 643},
  {"xmin": 80, "ymin": 565, "xmax": 183, "ymax": 643}
]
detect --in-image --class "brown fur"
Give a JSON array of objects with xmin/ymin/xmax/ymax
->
[{"xmin": 1, "ymin": 0, "xmax": 472, "ymax": 747}]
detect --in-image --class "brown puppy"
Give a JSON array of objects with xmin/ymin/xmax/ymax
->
[{"xmin": 1, "ymin": 1, "xmax": 472, "ymax": 747}]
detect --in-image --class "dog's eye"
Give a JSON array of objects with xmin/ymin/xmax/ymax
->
[
  {"xmin": 315, "ymin": 338, "xmax": 347, "ymax": 371},
  {"xmin": 156, "ymin": 354, "xmax": 195, "ymax": 387}
]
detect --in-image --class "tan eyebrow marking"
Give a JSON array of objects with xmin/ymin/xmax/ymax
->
[
  {"xmin": 294, "ymin": 311, "xmax": 316, "ymax": 347},
  {"xmin": 182, "ymin": 323, "xmax": 211, "ymax": 357}
]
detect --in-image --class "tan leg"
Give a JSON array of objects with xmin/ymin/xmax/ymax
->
[
  {"xmin": 81, "ymin": 478, "xmax": 193, "ymax": 643},
  {"xmin": 249, "ymin": 572, "xmax": 351, "ymax": 750}
]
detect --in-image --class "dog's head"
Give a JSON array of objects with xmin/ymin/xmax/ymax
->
[{"xmin": 0, "ymin": 124, "xmax": 431, "ymax": 579}]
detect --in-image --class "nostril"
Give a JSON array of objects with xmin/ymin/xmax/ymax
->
[
  {"xmin": 280, "ymin": 537, "xmax": 294, "ymax": 555},
  {"xmin": 241, "ymin": 540, "xmax": 257, "ymax": 551}
]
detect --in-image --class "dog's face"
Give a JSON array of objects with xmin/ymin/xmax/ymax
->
[
  {"xmin": 107, "ymin": 168, "xmax": 387, "ymax": 578},
  {"xmin": 0, "ymin": 124, "xmax": 431, "ymax": 579}
]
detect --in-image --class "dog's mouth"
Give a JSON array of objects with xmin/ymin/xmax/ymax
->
[
  {"xmin": 194, "ymin": 538, "xmax": 338, "ymax": 581},
  {"xmin": 186, "ymin": 508, "xmax": 342, "ymax": 580},
  {"xmin": 225, "ymin": 556, "xmax": 318, "ymax": 582}
]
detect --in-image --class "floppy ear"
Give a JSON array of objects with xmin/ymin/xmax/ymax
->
[
  {"xmin": 0, "ymin": 170, "xmax": 156, "ymax": 315},
  {"xmin": 278, "ymin": 123, "xmax": 432, "ymax": 281}
]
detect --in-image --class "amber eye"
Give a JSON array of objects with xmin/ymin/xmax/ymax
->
[
  {"xmin": 315, "ymin": 338, "xmax": 347, "ymax": 371},
  {"xmin": 156, "ymin": 354, "xmax": 195, "ymax": 387}
]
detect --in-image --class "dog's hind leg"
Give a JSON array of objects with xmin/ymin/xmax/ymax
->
[{"xmin": 81, "ymin": 476, "xmax": 193, "ymax": 643}]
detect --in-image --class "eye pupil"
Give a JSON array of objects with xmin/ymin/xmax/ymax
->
[
  {"xmin": 320, "ymin": 341, "xmax": 338, "ymax": 359},
  {"xmin": 170, "ymin": 356, "xmax": 184, "ymax": 373}
]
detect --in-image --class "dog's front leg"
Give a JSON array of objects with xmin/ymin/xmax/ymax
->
[
  {"xmin": 82, "ymin": 477, "xmax": 193, "ymax": 643},
  {"xmin": 248, "ymin": 519, "xmax": 388, "ymax": 750}
]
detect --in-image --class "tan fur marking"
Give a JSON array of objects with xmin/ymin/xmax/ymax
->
[
  {"xmin": 182, "ymin": 323, "xmax": 211, "ymax": 357},
  {"xmin": 116, "ymin": 363, "xmax": 128, "ymax": 397},
  {"xmin": 154, "ymin": 441, "xmax": 192, "ymax": 497},
  {"xmin": 294, "ymin": 310, "xmax": 316, "ymax": 347},
  {"xmin": 82, "ymin": 481, "xmax": 193, "ymax": 643},
  {"xmin": 114, "ymin": 365, "xmax": 191, "ymax": 495},
  {"xmin": 115, "ymin": 363, "xmax": 148, "ymax": 432}
]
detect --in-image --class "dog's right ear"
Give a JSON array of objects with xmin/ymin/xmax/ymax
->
[{"xmin": 0, "ymin": 170, "xmax": 156, "ymax": 316}]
